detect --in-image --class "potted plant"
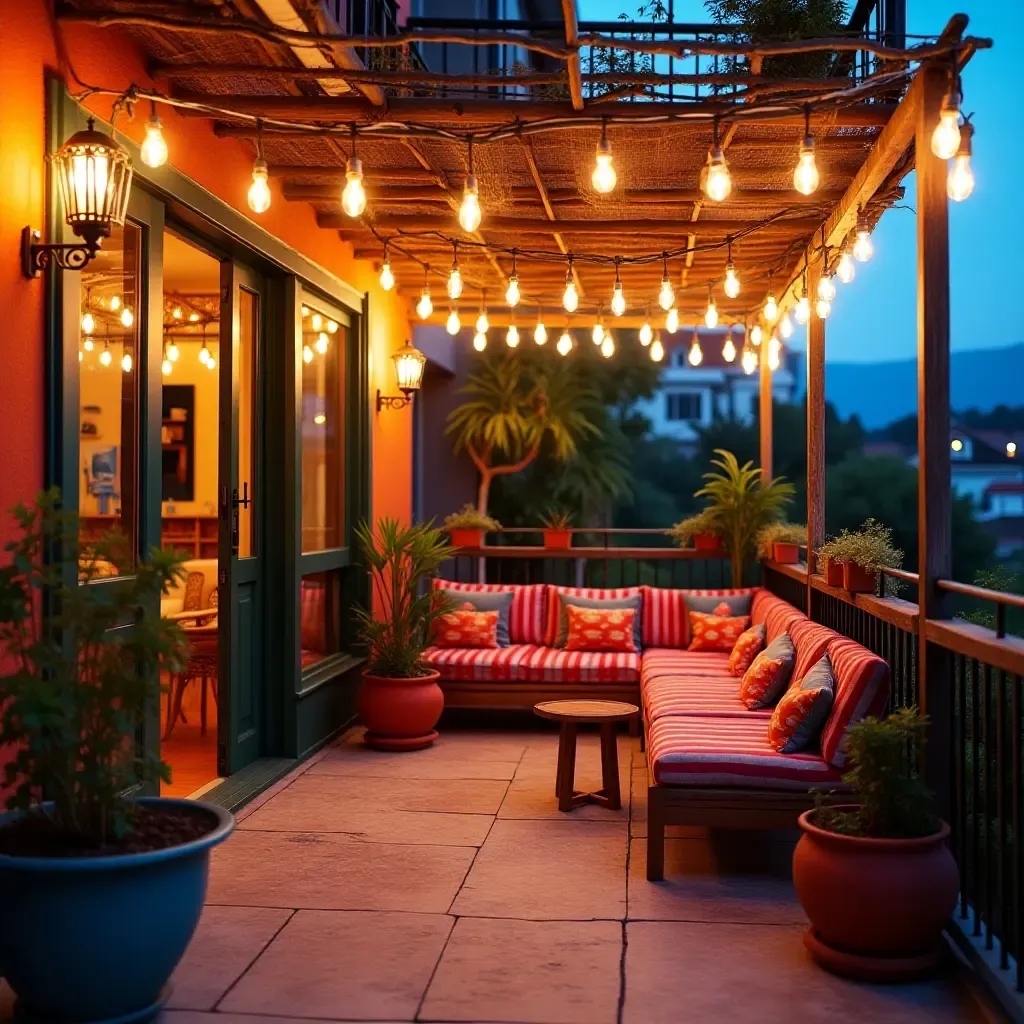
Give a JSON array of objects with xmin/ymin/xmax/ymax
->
[
  {"xmin": 0, "ymin": 491, "xmax": 235, "ymax": 1024},
  {"xmin": 540, "ymin": 508, "xmax": 574, "ymax": 550},
  {"xmin": 695, "ymin": 449, "xmax": 795, "ymax": 586},
  {"xmin": 793, "ymin": 709, "xmax": 958, "ymax": 981},
  {"xmin": 817, "ymin": 531, "xmax": 852, "ymax": 586},
  {"xmin": 355, "ymin": 517, "xmax": 456, "ymax": 751},
  {"xmin": 839, "ymin": 519, "xmax": 902, "ymax": 593},
  {"xmin": 757, "ymin": 522, "xmax": 807, "ymax": 564},
  {"xmin": 442, "ymin": 503, "xmax": 501, "ymax": 549},
  {"xmin": 669, "ymin": 508, "xmax": 722, "ymax": 552}
]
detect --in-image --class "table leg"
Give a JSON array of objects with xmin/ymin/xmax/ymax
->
[
  {"xmin": 555, "ymin": 722, "xmax": 578, "ymax": 812},
  {"xmin": 599, "ymin": 722, "xmax": 621, "ymax": 810}
]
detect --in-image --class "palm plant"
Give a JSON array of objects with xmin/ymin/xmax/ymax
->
[{"xmin": 696, "ymin": 449, "xmax": 795, "ymax": 586}]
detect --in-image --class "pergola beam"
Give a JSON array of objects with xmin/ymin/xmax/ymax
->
[{"xmin": 561, "ymin": 0, "xmax": 584, "ymax": 111}]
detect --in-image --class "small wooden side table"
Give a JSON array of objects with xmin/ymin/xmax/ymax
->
[{"xmin": 534, "ymin": 699, "xmax": 640, "ymax": 812}]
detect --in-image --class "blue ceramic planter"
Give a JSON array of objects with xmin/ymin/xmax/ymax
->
[{"xmin": 0, "ymin": 797, "xmax": 234, "ymax": 1024}]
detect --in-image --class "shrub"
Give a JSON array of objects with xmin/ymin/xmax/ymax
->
[
  {"xmin": 668, "ymin": 508, "xmax": 719, "ymax": 547},
  {"xmin": 757, "ymin": 522, "xmax": 807, "ymax": 559},
  {"xmin": 842, "ymin": 518, "xmax": 903, "ymax": 574},
  {"xmin": 540, "ymin": 508, "xmax": 574, "ymax": 530},
  {"xmin": 442, "ymin": 504, "xmax": 501, "ymax": 532}
]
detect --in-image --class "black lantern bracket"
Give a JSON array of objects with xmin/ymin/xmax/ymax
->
[
  {"xmin": 21, "ymin": 227, "xmax": 101, "ymax": 279},
  {"xmin": 376, "ymin": 389, "xmax": 414, "ymax": 412}
]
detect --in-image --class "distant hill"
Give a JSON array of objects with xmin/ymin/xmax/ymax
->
[{"xmin": 824, "ymin": 343, "xmax": 1024, "ymax": 429}]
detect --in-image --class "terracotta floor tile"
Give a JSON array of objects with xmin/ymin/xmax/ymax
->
[
  {"xmin": 207, "ymin": 831, "xmax": 475, "ymax": 912},
  {"xmin": 623, "ymin": 921, "xmax": 984, "ymax": 1024},
  {"xmin": 310, "ymin": 744, "xmax": 521, "ymax": 781},
  {"xmin": 219, "ymin": 910, "xmax": 453, "ymax": 1020},
  {"xmin": 498, "ymin": 767, "xmax": 631, "ymax": 821},
  {"xmin": 451, "ymin": 818, "xmax": 627, "ymax": 920},
  {"xmin": 160, "ymin": 1014, "xmax": 408, "ymax": 1024},
  {"xmin": 339, "ymin": 728, "xmax": 531, "ymax": 762},
  {"xmin": 167, "ymin": 906, "xmax": 292, "ymax": 1010},
  {"xmin": 420, "ymin": 917, "xmax": 622, "ymax": 1024}
]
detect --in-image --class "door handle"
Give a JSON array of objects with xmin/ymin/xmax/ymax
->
[{"xmin": 230, "ymin": 484, "xmax": 250, "ymax": 555}]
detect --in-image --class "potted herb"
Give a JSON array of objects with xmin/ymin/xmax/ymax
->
[
  {"xmin": 355, "ymin": 517, "xmax": 455, "ymax": 751},
  {"xmin": 442, "ymin": 503, "xmax": 501, "ymax": 549},
  {"xmin": 838, "ymin": 519, "xmax": 902, "ymax": 593},
  {"xmin": 757, "ymin": 522, "xmax": 807, "ymax": 564},
  {"xmin": 817, "ymin": 531, "xmax": 852, "ymax": 587},
  {"xmin": 695, "ymin": 449, "xmax": 795, "ymax": 586},
  {"xmin": 540, "ymin": 508, "xmax": 574, "ymax": 550},
  {"xmin": 793, "ymin": 709, "xmax": 958, "ymax": 980},
  {"xmin": 0, "ymin": 491, "xmax": 235, "ymax": 1024},
  {"xmin": 669, "ymin": 508, "xmax": 722, "ymax": 552}
]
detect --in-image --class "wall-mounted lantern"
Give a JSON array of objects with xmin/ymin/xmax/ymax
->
[
  {"xmin": 376, "ymin": 341, "xmax": 426, "ymax": 411},
  {"xmin": 22, "ymin": 119, "xmax": 133, "ymax": 278}
]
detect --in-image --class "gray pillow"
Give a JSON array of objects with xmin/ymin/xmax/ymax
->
[
  {"xmin": 684, "ymin": 592, "xmax": 754, "ymax": 618},
  {"xmin": 440, "ymin": 588, "xmax": 514, "ymax": 647},
  {"xmin": 775, "ymin": 653, "xmax": 835, "ymax": 753},
  {"xmin": 555, "ymin": 592, "xmax": 642, "ymax": 651}
]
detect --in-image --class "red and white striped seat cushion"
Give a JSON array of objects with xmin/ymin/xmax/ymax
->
[
  {"xmin": 821, "ymin": 637, "xmax": 890, "ymax": 768},
  {"xmin": 640, "ymin": 649, "xmax": 732, "ymax": 682},
  {"xmin": 543, "ymin": 585, "xmax": 642, "ymax": 646},
  {"xmin": 647, "ymin": 715, "xmax": 845, "ymax": 790},
  {"xmin": 757, "ymin": 594, "xmax": 808, "ymax": 643},
  {"xmin": 422, "ymin": 644, "xmax": 539, "ymax": 682},
  {"xmin": 433, "ymin": 580, "xmax": 548, "ymax": 645},
  {"xmin": 790, "ymin": 619, "xmax": 843, "ymax": 682},
  {"xmin": 518, "ymin": 646, "xmax": 641, "ymax": 684},
  {"xmin": 641, "ymin": 587, "xmax": 758, "ymax": 648},
  {"xmin": 642, "ymin": 673, "xmax": 770, "ymax": 721}
]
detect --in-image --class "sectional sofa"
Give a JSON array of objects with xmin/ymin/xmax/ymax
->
[{"xmin": 422, "ymin": 580, "xmax": 890, "ymax": 881}]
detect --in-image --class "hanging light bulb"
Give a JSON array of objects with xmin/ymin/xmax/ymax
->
[
  {"xmin": 341, "ymin": 153, "xmax": 366, "ymax": 218},
  {"xmin": 702, "ymin": 118, "xmax": 732, "ymax": 202},
  {"xmin": 722, "ymin": 332, "xmax": 737, "ymax": 363},
  {"xmin": 658, "ymin": 255, "xmax": 674, "ymax": 310},
  {"xmin": 81, "ymin": 309, "xmax": 95, "ymax": 335},
  {"xmin": 793, "ymin": 106, "xmax": 820, "ymax": 196},
  {"xmin": 795, "ymin": 294, "xmax": 810, "ymax": 325},
  {"xmin": 779, "ymin": 310, "xmax": 794, "ymax": 339},
  {"xmin": 750, "ymin": 324, "xmax": 763, "ymax": 346},
  {"xmin": 704, "ymin": 287, "xmax": 718, "ymax": 329},
  {"xmin": 534, "ymin": 310, "xmax": 547, "ymax": 345},
  {"xmin": 311, "ymin": 313, "xmax": 323, "ymax": 332},
  {"xmin": 665, "ymin": 307, "xmax": 679, "ymax": 334},
  {"xmin": 120, "ymin": 307, "xmax": 134, "ymax": 329},
  {"xmin": 562, "ymin": 260, "xmax": 579, "ymax": 313},
  {"xmin": 506, "ymin": 322, "xmax": 520, "ymax": 348},
  {"xmin": 301, "ymin": 305, "xmax": 310, "ymax": 318},
  {"xmin": 121, "ymin": 349, "xmax": 133, "ymax": 373},
  {"xmin": 460, "ymin": 142, "xmax": 482, "ymax": 231},
  {"xmin": 380, "ymin": 259, "xmax": 395, "ymax": 292},
  {"xmin": 741, "ymin": 343, "xmax": 758, "ymax": 375},
  {"xmin": 99, "ymin": 342, "xmax": 112, "ymax": 367},
  {"xmin": 109, "ymin": 295, "xmax": 121, "ymax": 312},
  {"xmin": 447, "ymin": 259, "xmax": 463, "ymax": 300},
  {"xmin": 327, "ymin": 319, "xmax": 338, "ymax": 334},
  {"xmin": 167, "ymin": 341, "xmax": 180, "ymax": 362},
  {"xmin": 248, "ymin": 155, "xmax": 271, "ymax": 214},
  {"xmin": 835, "ymin": 249, "xmax": 856, "ymax": 284},
  {"xmin": 556, "ymin": 328, "xmax": 573, "ymax": 357},
  {"xmin": 140, "ymin": 106, "xmax": 168, "ymax": 169},
  {"xmin": 650, "ymin": 331, "xmax": 665, "ymax": 363},
  {"xmin": 161, "ymin": 354, "xmax": 172, "ymax": 376},
  {"xmin": 417, "ymin": 266, "xmax": 433, "ymax": 320},
  {"xmin": 763, "ymin": 292, "xmax": 778, "ymax": 324},
  {"xmin": 610, "ymin": 261, "xmax": 626, "ymax": 316},
  {"xmin": 852, "ymin": 211, "xmax": 874, "ymax": 263},
  {"xmin": 83, "ymin": 337, "xmax": 94, "ymax": 352},
  {"xmin": 188, "ymin": 312, "xmax": 200, "ymax": 323},
  {"xmin": 476, "ymin": 294, "xmax": 489, "ymax": 335},
  {"xmin": 931, "ymin": 88, "xmax": 962, "ymax": 160},
  {"xmin": 688, "ymin": 330, "xmax": 703, "ymax": 367},
  {"xmin": 601, "ymin": 334, "xmax": 615, "ymax": 359},
  {"xmin": 947, "ymin": 122, "xmax": 975, "ymax": 202},
  {"xmin": 639, "ymin": 318, "xmax": 653, "ymax": 347},
  {"xmin": 505, "ymin": 250, "xmax": 520, "ymax": 307},
  {"xmin": 591, "ymin": 120, "xmax": 617, "ymax": 194},
  {"xmin": 724, "ymin": 262, "xmax": 740, "ymax": 299},
  {"xmin": 768, "ymin": 335, "xmax": 782, "ymax": 371},
  {"xmin": 303, "ymin": 344, "xmax": 314, "ymax": 364},
  {"xmin": 817, "ymin": 272, "xmax": 836, "ymax": 303},
  {"xmin": 592, "ymin": 315, "xmax": 605, "ymax": 346},
  {"xmin": 815, "ymin": 297, "xmax": 832, "ymax": 320},
  {"xmin": 473, "ymin": 331, "xmax": 487, "ymax": 352},
  {"xmin": 206, "ymin": 351, "xmax": 217, "ymax": 371},
  {"xmin": 199, "ymin": 341, "xmax": 211, "ymax": 366},
  {"xmin": 446, "ymin": 307, "xmax": 461, "ymax": 335},
  {"xmin": 172, "ymin": 306, "xmax": 183, "ymax": 320}
]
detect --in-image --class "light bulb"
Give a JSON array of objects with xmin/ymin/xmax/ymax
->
[
  {"xmin": 162, "ymin": 357, "xmax": 172, "ymax": 376},
  {"xmin": 327, "ymin": 319, "xmax": 338, "ymax": 334},
  {"xmin": 750, "ymin": 324, "xmax": 763, "ymax": 346},
  {"xmin": 768, "ymin": 337, "xmax": 781, "ymax": 371},
  {"xmin": 121, "ymin": 351, "xmax": 133, "ymax": 373},
  {"xmin": 188, "ymin": 312, "xmax": 200, "ymax": 323},
  {"xmin": 795, "ymin": 296, "xmax": 810, "ymax": 325},
  {"xmin": 78, "ymin": 349, "xmax": 83, "ymax": 362},
  {"xmin": 301, "ymin": 305, "xmax": 310, "ymax": 317},
  {"xmin": 931, "ymin": 97, "xmax": 961, "ymax": 160},
  {"xmin": 446, "ymin": 308, "xmax": 461, "ymax": 335},
  {"xmin": 99, "ymin": 346, "xmax": 112, "ymax": 367},
  {"xmin": 534, "ymin": 319, "xmax": 547, "ymax": 345},
  {"xmin": 459, "ymin": 175, "xmax": 481, "ymax": 232},
  {"xmin": 658, "ymin": 276, "xmax": 674, "ymax": 311},
  {"xmin": 948, "ymin": 154, "xmax": 975, "ymax": 202},
  {"xmin": 563, "ymin": 277, "xmax": 579, "ymax": 313},
  {"xmin": 600, "ymin": 335, "xmax": 615, "ymax": 359},
  {"xmin": 476, "ymin": 310, "xmax": 489, "ymax": 334},
  {"xmin": 316, "ymin": 331, "xmax": 330, "ymax": 354},
  {"xmin": 417, "ymin": 288, "xmax": 433, "ymax": 320},
  {"xmin": 592, "ymin": 135, "xmax": 616, "ymax": 194},
  {"xmin": 688, "ymin": 334, "xmax": 703, "ymax": 366},
  {"xmin": 724, "ymin": 263, "xmax": 740, "ymax": 299},
  {"xmin": 793, "ymin": 138, "xmax": 819, "ymax": 196},
  {"xmin": 611, "ymin": 280, "xmax": 626, "ymax": 317},
  {"xmin": 140, "ymin": 112, "xmax": 168, "ymax": 169},
  {"xmin": 651, "ymin": 335, "xmax": 665, "ymax": 362},
  {"xmin": 665, "ymin": 307, "xmax": 679, "ymax": 334},
  {"xmin": 380, "ymin": 261, "xmax": 395, "ymax": 291},
  {"xmin": 817, "ymin": 274, "xmax": 836, "ymax": 302},
  {"xmin": 763, "ymin": 293, "xmax": 778, "ymax": 323},
  {"xmin": 311, "ymin": 313, "xmax": 323, "ymax": 331},
  {"xmin": 835, "ymin": 250, "xmax": 856, "ymax": 284},
  {"xmin": 556, "ymin": 330, "xmax": 573, "ymax": 356},
  {"xmin": 592, "ymin": 321, "xmax": 605, "ymax": 345},
  {"xmin": 199, "ymin": 344, "xmax": 211, "ymax": 366},
  {"xmin": 779, "ymin": 311, "xmax": 793, "ymax": 339},
  {"xmin": 703, "ymin": 146, "xmax": 732, "ymax": 202},
  {"xmin": 815, "ymin": 297, "xmax": 832, "ymax": 320},
  {"xmin": 303, "ymin": 345, "xmax": 314, "ymax": 364},
  {"xmin": 109, "ymin": 295, "xmax": 121, "ymax": 312},
  {"xmin": 704, "ymin": 298, "xmax": 718, "ymax": 329},
  {"xmin": 83, "ymin": 337, "xmax": 94, "ymax": 352},
  {"xmin": 172, "ymin": 307, "xmax": 182, "ymax": 320},
  {"xmin": 853, "ymin": 228, "xmax": 874, "ymax": 263},
  {"xmin": 207, "ymin": 354, "xmax": 217, "ymax": 371},
  {"xmin": 723, "ymin": 335, "xmax": 736, "ymax": 362},
  {"xmin": 473, "ymin": 331, "xmax": 487, "ymax": 352},
  {"xmin": 639, "ymin": 321, "xmax": 652, "ymax": 346},
  {"xmin": 342, "ymin": 157, "xmax": 366, "ymax": 218},
  {"xmin": 505, "ymin": 274, "xmax": 520, "ymax": 307},
  {"xmin": 506, "ymin": 324, "xmax": 520, "ymax": 348},
  {"xmin": 248, "ymin": 156, "xmax": 271, "ymax": 214},
  {"xmin": 448, "ymin": 266, "xmax": 463, "ymax": 300},
  {"xmin": 81, "ymin": 310, "xmax": 95, "ymax": 334},
  {"xmin": 167, "ymin": 342, "xmax": 179, "ymax": 362},
  {"xmin": 120, "ymin": 307, "xmax": 134, "ymax": 329}
]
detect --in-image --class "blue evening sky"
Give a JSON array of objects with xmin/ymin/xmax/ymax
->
[{"xmin": 578, "ymin": 0, "xmax": 1017, "ymax": 363}]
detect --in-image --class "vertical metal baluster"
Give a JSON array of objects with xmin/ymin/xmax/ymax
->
[
  {"xmin": 956, "ymin": 653, "xmax": 967, "ymax": 918},
  {"xmin": 996, "ymin": 667, "xmax": 1007, "ymax": 966},
  {"xmin": 972, "ymin": 657, "xmax": 982, "ymax": 936},
  {"xmin": 1012, "ymin": 673, "xmax": 1022, "ymax": 989},
  {"xmin": 983, "ymin": 662, "xmax": 994, "ymax": 949}
]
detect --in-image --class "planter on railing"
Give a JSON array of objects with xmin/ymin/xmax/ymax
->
[
  {"xmin": 693, "ymin": 532, "xmax": 724, "ymax": 552},
  {"xmin": 772, "ymin": 542, "xmax": 800, "ymax": 564},
  {"xmin": 823, "ymin": 556, "xmax": 844, "ymax": 588},
  {"xmin": 842, "ymin": 562, "xmax": 878, "ymax": 593},
  {"xmin": 542, "ymin": 529, "xmax": 572, "ymax": 550},
  {"xmin": 449, "ymin": 528, "xmax": 484, "ymax": 548}
]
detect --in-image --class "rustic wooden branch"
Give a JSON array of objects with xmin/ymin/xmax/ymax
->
[{"xmin": 561, "ymin": 0, "xmax": 584, "ymax": 112}]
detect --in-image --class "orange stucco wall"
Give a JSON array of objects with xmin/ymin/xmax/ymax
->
[{"xmin": 0, "ymin": 2, "xmax": 413, "ymax": 542}]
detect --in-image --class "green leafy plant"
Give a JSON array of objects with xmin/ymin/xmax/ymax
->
[
  {"xmin": 841, "ymin": 518, "xmax": 903, "ymax": 573},
  {"xmin": 354, "ymin": 517, "xmax": 455, "ymax": 679},
  {"xmin": 817, "ymin": 528, "xmax": 854, "ymax": 565},
  {"xmin": 757, "ymin": 522, "xmax": 807, "ymax": 559},
  {"xmin": 0, "ymin": 490, "xmax": 188, "ymax": 846},
  {"xmin": 668, "ymin": 508, "xmax": 720, "ymax": 547},
  {"xmin": 442, "ymin": 504, "xmax": 501, "ymax": 532},
  {"xmin": 813, "ymin": 708, "xmax": 940, "ymax": 839},
  {"xmin": 540, "ymin": 508, "xmax": 574, "ymax": 530},
  {"xmin": 696, "ymin": 449, "xmax": 795, "ymax": 586}
]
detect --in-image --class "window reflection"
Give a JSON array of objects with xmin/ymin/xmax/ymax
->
[{"xmin": 300, "ymin": 571, "xmax": 342, "ymax": 668}]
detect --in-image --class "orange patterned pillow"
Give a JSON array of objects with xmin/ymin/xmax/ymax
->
[
  {"xmin": 738, "ymin": 632, "xmax": 796, "ymax": 708},
  {"xmin": 433, "ymin": 604, "xmax": 500, "ymax": 649},
  {"xmin": 768, "ymin": 670, "xmax": 834, "ymax": 752},
  {"xmin": 687, "ymin": 611, "xmax": 751, "ymax": 652},
  {"xmin": 729, "ymin": 623, "xmax": 766, "ymax": 676},
  {"xmin": 565, "ymin": 605, "xmax": 637, "ymax": 653}
]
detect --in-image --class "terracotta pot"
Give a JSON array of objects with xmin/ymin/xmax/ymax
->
[
  {"xmin": 772, "ymin": 542, "xmax": 800, "ymax": 564},
  {"xmin": 449, "ymin": 527, "xmax": 484, "ymax": 548},
  {"xmin": 357, "ymin": 669, "xmax": 444, "ymax": 751},
  {"xmin": 693, "ymin": 532, "xmax": 723, "ymax": 552},
  {"xmin": 542, "ymin": 528, "xmax": 572, "ymax": 550},
  {"xmin": 823, "ymin": 556, "xmax": 844, "ymax": 587},
  {"xmin": 794, "ymin": 808, "xmax": 959, "ymax": 981},
  {"xmin": 842, "ymin": 560, "xmax": 877, "ymax": 593}
]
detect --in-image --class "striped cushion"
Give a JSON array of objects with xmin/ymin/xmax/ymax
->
[
  {"xmin": 820, "ymin": 637, "xmax": 890, "ymax": 769},
  {"xmin": 422, "ymin": 644, "xmax": 538, "ymax": 682},
  {"xmin": 642, "ymin": 673, "xmax": 770, "ymax": 721},
  {"xmin": 760, "ymin": 595, "xmax": 808, "ymax": 643},
  {"xmin": 750, "ymin": 588, "xmax": 775, "ymax": 626},
  {"xmin": 642, "ymin": 587, "xmax": 758, "ymax": 648},
  {"xmin": 433, "ymin": 580, "xmax": 548, "ymax": 645},
  {"xmin": 518, "ymin": 646, "xmax": 641, "ymax": 684},
  {"xmin": 790, "ymin": 619, "xmax": 843, "ymax": 682},
  {"xmin": 544, "ymin": 586, "xmax": 642, "ymax": 647},
  {"xmin": 647, "ymin": 715, "xmax": 845, "ymax": 790},
  {"xmin": 300, "ymin": 578, "xmax": 326, "ymax": 654},
  {"xmin": 641, "ymin": 649, "xmax": 732, "ymax": 682}
]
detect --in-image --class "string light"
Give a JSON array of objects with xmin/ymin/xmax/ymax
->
[
  {"xmin": 704, "ymin": 286, "xmax": 718, "ymax": 329},
  {"xmin": 835, "ymin": 248, "xmax": 856, "ymax": 284},
  {"xmin": 779, "ymin": 310, "xmax": 794, "ymax": 339},
  {"xmin": 341, "ymin": 131, "xmax": 366, "ymax": 218},
  {"xmin": 473, "ymin": 330, "xmax": 487, "ymax": 352},
  {"xmin": 459, "ymin": 140, "xmax": 481, "ymax": 232},
  {"xmin": 506, "ymin": 322, "xmax": 520, "ymax": 348},
  {"xmin": 188, "ymin": 312, "xmax": 200, "ymax": 323},
  {"xmin": 120, "ymin": 307, "xmax": 134, "ymax": 329},
  {"xmin": 417, "ymin": 266, "xmax": 433, "ymax": 320},
  {"xmin": 161, "ymin": 345, "xmax": 172, "ymax": 376},
  {"xmin": 557, "ymin": 327, "xmax": 573, "ymax": 356},
  {"xmin": 688, "ymin": 329, "xmax": 703, "ymax": 367},
  {"xmin": 639, "ymin": 317, "xmax": 653, "ymax": 346},
  {"xmin": 563, "ymin": 257, "xmax": 579, "ymax": 313},
  {"xmin": 121, "ymin": 349, "xmax": 133, "ymax": 373},
  {"xmin": 534, "ymin": 309, "xmax": 547, "ymax": 345},
  {"xmin": 750, "ymin": 324, "xmax": 763, "ymax": 346},
  {"xmin": 665, "ymin": 307, "xmax": 679, "ymax": 334},
  {"xmin": 167, "ymin": 340, "xmax": 180, "ymax": 362},
  {"xmin": 592, "ymin": 313, "xmax": 605, "ymax": 345},
  {"xmin": 301, "ymin": 305, "xmax": 310, "ymax": 317},
  {"xmin": 379, "ymin": 240, "xmax": 395, "ymax": 291},
  {"xmin": 658, "ymin": 254, "xmax": 674, "ymax": 311},
  {"xmin": 303, "ymin": 344, "xmax": 314, "ymax": 364},
  {"xmin": 591, "ymin": 119, "xmax": 617, "ymax": 194},
  {"xmin": 852, "ymin": 210, "xmax": 874, "ymax": 263},
  {"xmin": 948, "ymin": 122, "xmax": 975, "ymax": 202},
  {"xmin": 81, "ymin": 291, "xmax": 95, "ymax": 335},
  {"xmin": 601, "ymin": 333, "xmax": 615, "ymax": 359},
  {"xmin": 110, "ymin": 296, "xmax": 121, "ymax": 312},
  {"xmin": 795, "ymin": 293, "xmax": 810, "ymax": 326},
  {"xmin": 763, "ymin": 290, "xmax": 778, "ymax": 324},
  {"xmin": 79, "ymin": 348, "xmax": 83, "ymax": 362},
  {"xmin": 140, "ymin": 104, "xmax": 168, "ymax": 169},
  {"xmin": 446, "ymin": 307, "xmax": 461, "ymax": 335},
  {"xmin": 650, "ymin": 331, "xmax": 665, "ymax": 363},
  {"xmin": 505, "ymin": 250, "xmax": 520, "ymax": 307},
  {"xmin": 815, "ymin": 297, "xmax": 832, "ymax": 320},
  {"xmin": 741, "ymin": 342, "xmax": 758, "ymax": 375},
  {"xmin": 248, "ymin": 120, "xmax": 271, "ymax": 214},
  {"xmin": 99, "ymin": 341, "xmax": 112, "ymax": 367},
  {"xmin": 447, "ymin": 244, "xmax": 463, "ymax": 300},
  {"xmin": 199, "ymin": 339, "xmax": 211, "ymax": 366},
  {"xmin": 931, "ymin": 85, "xmax": 962, "ymax": 160},
  {"xmin": 311, "ymin": 313, "xmax": 323, "ymax": 331},
  {"xmin": 702, "ymin": 116, "xmax": 732, "ymax": 202},
  {"xmin": 476, "ymin": 292, "xmax": 490, "ymax": 334},
  {"xmin": 817, "ymin": 271, "xmax": 836, "ymax": 303},
  {"xmin": 327, "ymin": 319, "xmax": 338, "ymax": 334},
  {"xmin": 723, "ymin": 241, "xmax": 740, "ymax": 298},
  {"xmin": 83, "ymin": 337, "xmax": 94, "ymax": 352},
  {"xmin": 172, "ymin": 307, "xmax": 182, "ymax": 320},
  {"xmin": 611, "ymin": 259, "xmax": 626, "ymax": 316},
  {"xmin": 768, "ymin": 334, "xmax": 782, "ymax": 371},
  {"xmin": 722, "ymin": 330, "xmax": 737, "ymax": 363},
  {"xmin": 793, "ymin": 106, "xmax": 820, "ymax": 196}
]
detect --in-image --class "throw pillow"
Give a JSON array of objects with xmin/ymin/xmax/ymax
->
[
  {"xmin": 729, "ymin": 623, "xmax": 767, "ymax": 677},
  {"xmin": 738, "ymin": 632, "xmax": 796, "ymax": 708},
  {"xmin": 439, "ymin": 587, "xmax": 513, "ymax": 647},
  {"xmin": 432, "ymin": 605, "xmax": 500, "ymax": 649},
  {"xmin": 688, "ymin": 611, "xmax": 751, "ymax": 652},
  {"xmin": 564, "ymin": 605, "xmax": 637, "ymax": 653},
  {"xmin": 684, "ymin": 591, "xmax": 755, "ymax": 619},
  {"xmin": 554, "ymin": 591, "xmax": 642, "ymax": 651},
  {"xmin": 768, "ymin": 653, "xmax": 836, "ymax": 753}
]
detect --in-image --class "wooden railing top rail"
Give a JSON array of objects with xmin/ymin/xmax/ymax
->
[
  {"xmin": 925, "ymin": 618, "xmax": 1024, "ymax": 677},
  {"xmin": 449, "ymin": 545, "xmax": 726, "ymax": 560},
  {"xmin": 485, "ymin": 527, "xmax": 670, "ymax": 536},
  {"xmin": 937, "ymin": 578, "xmax": 1024, "ymax": 611}
]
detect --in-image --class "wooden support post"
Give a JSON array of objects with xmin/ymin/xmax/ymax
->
[
  {"xmin": 759, "ymin": 332, "xmax": 773, "ymax": 481},
  {"xmin": 806, "ymin": 256, "xmax": 826, "ymax": 589},
  {"xmin": 915, "ymin": 63, "xmax": 953, "ymax": 820},
  {"xmin": 561, "ymin": 0, "xmax": 584, "ymax": 111}
]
